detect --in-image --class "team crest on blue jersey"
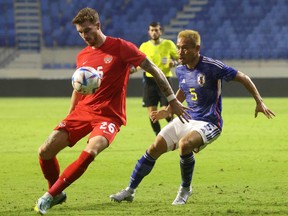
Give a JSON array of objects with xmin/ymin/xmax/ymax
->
[
  {"xmin": 197, "ymin": 73, "xmax": 205, "ymax": 87},
  {"xmin": 104, "ymin": 55, "xmax": 113, "ymax": 64}
]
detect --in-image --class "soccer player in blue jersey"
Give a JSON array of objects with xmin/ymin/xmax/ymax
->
[{"xmin": 110, "ymin": 30, "xmax": 275, "ymax": 205}]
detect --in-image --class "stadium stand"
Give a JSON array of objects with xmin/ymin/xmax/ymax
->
[
  {"xmin": 163, "ymin": 0, "xmax": 288, "ymax": 60},
  {"xmin": 194, "ymin": 0, "xmax": 288, "ymax": 59},
  {"xmin": 39, "ymin": 0, "xmax": 189, "ymax": 48},
  {"xmin": 0, "ymin": 0, "xmax": 15, "ymax": 47},
  {"xmin": 0, "ymin": 0, "xmax": 287, "ymax": 70}
]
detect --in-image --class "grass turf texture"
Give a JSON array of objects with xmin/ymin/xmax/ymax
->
[{"xmin": 0, "ymin": 97, "xmax": 287, "ymax": 216}]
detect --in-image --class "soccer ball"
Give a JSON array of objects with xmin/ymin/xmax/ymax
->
[{"xmin": 71, "ymin": 66, "xmax": 101, "ymax": 94}]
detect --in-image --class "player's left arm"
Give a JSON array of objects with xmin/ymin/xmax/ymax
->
[
  {"xmin": 140, "ymin": 58, "xmax": 191, "ymax": 123},
  {"xmin": 233, "ymin": 71, "xmax": 275, "ymax": 119}
]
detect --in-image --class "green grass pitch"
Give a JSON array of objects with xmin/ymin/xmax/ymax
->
[{"xmin": 0, "ymin": 97, "xmax": 287, "ymax": 216}]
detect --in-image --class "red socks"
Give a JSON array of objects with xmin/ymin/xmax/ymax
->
[
  {"xmin": 48, "ymin": 151, "xmax": 94, "ymax": 196},
  {"xmin": 39, "ymin": 157, "xmax": 60, "ymax": 189}
]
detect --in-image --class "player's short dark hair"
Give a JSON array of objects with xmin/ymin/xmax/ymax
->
[
  {"xmin": 149, "ymin": 21, "xmax": 161, "ymax": 30},
  {"xmin": 72, "ymin": 7, "xmax": 100, "ymax": 25}
]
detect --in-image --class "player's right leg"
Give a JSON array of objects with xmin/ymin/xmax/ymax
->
[
  {"xmin": 110, "ymin": 136, "xmax": 168, "ymax": 202},
  {"xmin": 38, "ymin": 130, "xmax": 70, "ymax": 188},
  {"xmin": 35, "ymin": 130, "xmax": 70, "ymax": 214}
]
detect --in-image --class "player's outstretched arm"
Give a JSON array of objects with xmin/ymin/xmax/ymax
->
[
  {"xmin": 233, "ymin": 71, "xmax": 276, "ymax": 119},
  {"xmin": 139, "ymin": 58, "xmax": 191, "ymax": 123}
]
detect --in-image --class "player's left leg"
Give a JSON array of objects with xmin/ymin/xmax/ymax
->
[
  {"xmin": 172, "ymin": 131, "xmax": 201, "ymax": 205},
  {"xmin": 110, "ymin": 118, "xmax": 179, "ymax": 203},
  {"xmin": 173, "ymin": 122, "xmax": 221, "ymax": 205}
]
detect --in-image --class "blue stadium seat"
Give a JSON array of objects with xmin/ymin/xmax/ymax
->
[
  {"xmin": 184, "ymin": 0, "xmax": 288, "ymax": 59},
  {"xmin": 1, "ymin": 0, "xmax": 288, "ymax": 60}
]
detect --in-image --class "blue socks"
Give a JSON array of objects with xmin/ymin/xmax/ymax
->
[
  {"xmin": 180, "ymin": 152, "xmax": 195, "ymax": 187},
  {"xmin": 128, "ymin": 151, "xmax": 195, "ymax": 189},
  {"xmin": 129, "ymin": 151, "xmax": 156, "ymax": 189}
]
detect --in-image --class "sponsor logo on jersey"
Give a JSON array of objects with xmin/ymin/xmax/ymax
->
[
  {"xmin": 104, "ymin": 55, "xmax": 113, "ymax": 64},
  {"xmin": 197, "ymin": 73, "xmax": 205, "ymax": 87},
  {"xmin": 82, "ymin": 60, "xmax": 88, "ymax": 65}
]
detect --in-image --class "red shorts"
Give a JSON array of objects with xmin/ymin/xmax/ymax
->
[{"xmin": 54, "ymin": 109, "xmax": 121, "ymax": 147}]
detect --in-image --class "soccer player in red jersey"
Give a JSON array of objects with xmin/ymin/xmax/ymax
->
[{"xmin": 34, "ymin": 7, "xmax": 190, "ymax": 215}]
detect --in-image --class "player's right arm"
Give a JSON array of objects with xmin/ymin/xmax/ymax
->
[
  {"xmin": 68, "ymin": 90, "xmax": 82, "ymax": 114},
  {"xmin": 139, "ymin": 58, "xmax": 191, "ymax": 123},
  {"xmin": 150, "ymin": 89, "xmax": 186, "ymax": 122}
]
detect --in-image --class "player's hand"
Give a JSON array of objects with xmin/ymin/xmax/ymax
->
[
  {"xmin": 130, "ymin": 65, "xmax": 137, "ymax": 74},
  {"xmin": 150, "ymin": 110, "xmax": 170, "ymax": 122},
  {"xmin": 169, "ymin": 59, "xmax": 177, "ymax": 68},
  {"xmin": 169, "ymin": 99, "xmax": 192, "ymax": 123},
  {"xmin": 255, "ymin": 102, "xmax": 275, "ymax": 119}
]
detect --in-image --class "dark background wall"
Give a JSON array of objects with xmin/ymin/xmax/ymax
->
[{"xmin": 0, "ymin": 78, "xmax": 286, "ymax": 97}]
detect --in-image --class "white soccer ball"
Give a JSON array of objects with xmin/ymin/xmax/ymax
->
[{"xmin": 71, "ymin": 66, "xmax": 101, "ymax": 94}]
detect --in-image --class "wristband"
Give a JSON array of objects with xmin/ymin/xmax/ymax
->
[{"xmin": 167, "ymin": 94, "xmax": 176, "ymax": 102}]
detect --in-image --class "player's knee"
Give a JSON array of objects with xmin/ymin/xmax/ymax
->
[
  {"xmin": 38, "ymin": 144, "xmax": 53, "ymax": 160},
  {"xmin": 179, "ymin": 140, "xmax": 193, "ymax": 155},
  {"xmin": 179, "ymin": 132, "xmax": 204, "ymax": 155},
  {"xmin": 38, "ymin": 135, "xmax": 60, "ymax": 159},
  {"xmin": 147, "ymin": 146, "xmax": 160, "ymax": 159},
  {"xmin": 85, "ymin": 136, "xmax": 109, "ymax": 157},
  {"xmin": 147, "ymin": 138, "xmax": 167, "ymax": 159}
]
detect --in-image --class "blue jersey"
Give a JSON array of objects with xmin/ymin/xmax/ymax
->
[{"xmin": 176, "ymin": 55, "xmax": 237, "ymax": 129}]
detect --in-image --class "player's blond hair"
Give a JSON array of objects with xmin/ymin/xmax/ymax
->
[
  {"xmin": 178, "ymin": 30, "xmax": 201, "ymax": 47},
  {"xmin": 72, "ymin": 7, "xmax": 99, "ymax": 25}
]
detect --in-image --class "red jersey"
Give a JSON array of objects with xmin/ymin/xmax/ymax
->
[{"xmin": 74, "ymin": 37, "xmax": 146, "ymax": 126}]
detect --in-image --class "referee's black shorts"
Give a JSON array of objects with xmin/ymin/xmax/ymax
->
[{"xmin": 142, "ymin": 74, "xmax": 172, "ymax": 107}]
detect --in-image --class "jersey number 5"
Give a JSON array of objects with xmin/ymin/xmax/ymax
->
[{"xmin": 189, "ymin": 88, "xmax": 198, "ymax": 101}]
